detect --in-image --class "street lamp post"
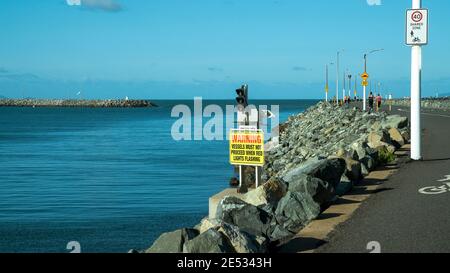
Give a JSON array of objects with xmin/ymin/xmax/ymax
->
[
  {"xmin": 336, "ymin": 50, "xmax": 344, "ymax": 106},
  {"xmin": 325, "ymin": 62, "xmax": 334, "ymax": 103},
  {"xmin": 343, "ymin": 70, "xmax": 346, "ymax": 104},
  {"xmin": 325, "ymin": 64, "xmax": 329, "ymax": 102},
  {"xmin": 362, "ymin": 49, "xmax": 384, "ymax": 111},
  {"xmin": 348, "ymin": 74, "xmax": 352, "ymax": 98}
]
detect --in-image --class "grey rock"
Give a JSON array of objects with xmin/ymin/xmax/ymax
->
[
  {"xmin": 388, "ymin": 127, "xmax": 405, "ymax": 148},
  {"xmin": 361, "ymin": 163, "xmax": 370, "ymax": 176},
  {"xmin": 350, "ymin": 141, "xmax": 368, "ymax": 160},
  {"xmin": 361, "ymin": 155, "xmax": 376, "ymax": 172},
  {"xmin": 271, "ymin": 191, "xmax": 321, "ymax": 241},
  {"xmin": 294, "ymin": 158, "xmax": 346, "ymax": 188},
  {"xmin": 216, "ymin": 196, "xmax": 272, "ymax": 238},
  {"xmin": 217, "ymin": 223, "xmax": 267, "ymax": 253},
  {"xmin": 367, "ymin": 130, "xmax": 391, "ymax": 149},
  {"xmin": 244, "ymin": 178, "xmax": 287, "ymax": 206},
  {"xmin": 382, "ymin": 115, "xmax": 408, "ymax": 129},
  {"xmin": 146, "ymin": 228, "xmax": 199, "ymax": 253},
  {"xmin": 183, "ymin": 228, "xmax": 235, "ymax": 253},
  {"xmin": 345, "ymin": 157, "xmax": 362, "ymax": 181},
  {"xmin": 283, "ymin": 172, "xmax": 335, "ymax": 205},
  {"xmin": 336, "ymin": 174, "xmax": 353, "ymax": 196},
  {"xmin": 365, "ymin": 146, "xmax": 379, "ymax": 160}
]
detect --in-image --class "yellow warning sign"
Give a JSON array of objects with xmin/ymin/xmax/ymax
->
[
  {"xmin": 362, "ymin": 80, "xmax": 368, "ymax": 86},
  {"xmin": 229, "ymin": 129, "xmax": 264, "ymax": 166},
  {"xmin": 361, "ymin": 72, "xmax": 369, "ymax": 80}
]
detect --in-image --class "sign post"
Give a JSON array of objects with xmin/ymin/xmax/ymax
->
[
  {"xmin": 406, "ymin": 0, "xmax": 428, "ymax": 160},
  {"xmin": 325, "ymin": 64, "xmax": 329, "ymax": 102},
  {"xmin": 230, "ymin": 129, "xmax": 265, "ymax": 188},
  {"xmin": 233, "ymin": 84, "xmax": 265, "ymax": 191},
  {"xmin": 361, "ymin": 72, "xmax": 369, "ymax": 111}
]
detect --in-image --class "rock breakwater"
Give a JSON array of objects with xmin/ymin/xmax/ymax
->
[
  {"xmin": 389, "ymin": 98, "xmax": 450, "ymax": 111},
  {"xmin": 141, "ymin": 102, "xmax": 410, "ymax": 253},
  {"xmin": 0, "ymin": 99, "xmax": 156, "ymax": 108}
]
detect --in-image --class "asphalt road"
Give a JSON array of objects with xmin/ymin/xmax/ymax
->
[{"xmin": 316, "ymin": 103, "xmax": 450, "ymax": 253}]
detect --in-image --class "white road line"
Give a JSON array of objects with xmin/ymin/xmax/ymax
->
[{"xmin": 397, "ymin": 108, "xmax": 450, "ymax": 118}]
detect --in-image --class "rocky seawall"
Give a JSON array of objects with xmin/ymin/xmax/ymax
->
[
  {"xmin": 139, "ymin": 102, "xmax": 410, "ymax": 254},
  {"xmin": 389, "ymin": 98, "xmax": 450, "ymax": 111},
  {"xmin": 0, "ymin": 99, "xmax": 156, "ymax": 108}
]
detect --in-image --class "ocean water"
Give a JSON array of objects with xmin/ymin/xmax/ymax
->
[{"xmin": 0, "ymin": 99, "xmax": 318, "ymax": 253}]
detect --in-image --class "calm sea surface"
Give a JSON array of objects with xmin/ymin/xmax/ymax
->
[{"xmin": 0, "ymin": 99, "xmax": 318, "ymax": 252}]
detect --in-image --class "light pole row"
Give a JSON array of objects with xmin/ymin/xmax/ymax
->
[{"xmin": 325, "ymin": 48, "xmax": 384, "ymax": 110}]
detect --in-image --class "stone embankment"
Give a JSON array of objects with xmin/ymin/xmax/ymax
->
[
  {"xmin": 389, "ymin": 98, "xmax": 450, "ymax": 111},
  {"xmin": 0, "ymin": 99, "xmax": 156, "ymax": 108},
  {"xmin": 141, "ymin": 102, "xmax": 410, "ymax": 253}
]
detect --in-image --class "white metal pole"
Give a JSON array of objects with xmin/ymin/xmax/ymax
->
[
  {"xmin": 363, "ymin": 85, "xmax": 367, "ymax": 111},
  {"xmin": 255, "ymin": 166, "xmax": 260, "ymax": 188},
  {"xmin": 325, "ymin": 64, "xmax": 328, "ymax": 102},
  {"xmin": 348, "ymin": 75, "xmax": 351, "ymax": 97},
  {"xmin": 239, "ymin": 165, "xmax": 243, "ymax": 187},
  {"xmin": 343, "ymin": 71, "xmax": 346, "ymax": 104},
  {"xmin": 336, "ymin": 52, "xmax": 339, "ymax": 106},
  {"xmin": 410, "ymin": 0, "xmax": 422, "ymax": 160}
]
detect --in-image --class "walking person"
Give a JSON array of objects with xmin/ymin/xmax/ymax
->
[
  {"xmin": 376, "ymin": 93, "xmax": 382, "ymax": 112},
  {"xmin": 368, "ymin": 92, "xmax": 374, "ymax": 113}
]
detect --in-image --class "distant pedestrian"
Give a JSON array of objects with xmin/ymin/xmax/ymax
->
[
  {"xmin": 376, "ymin": 93, "xmax": 382, "ymax": 111},
  {"xmin": 368, "ymin": 92, "xmax": 374, "ymax": 112}
]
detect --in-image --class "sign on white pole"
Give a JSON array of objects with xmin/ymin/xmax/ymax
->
[{"xmin": 406, "ymin": 9, "xmax": 428, "ymax": 45}]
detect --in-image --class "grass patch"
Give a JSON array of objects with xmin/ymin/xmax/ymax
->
[{"xmin": 377, "ymin": 146, "xmax": 396, "ymax": 165}]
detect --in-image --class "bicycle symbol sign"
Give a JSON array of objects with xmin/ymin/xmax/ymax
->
[
  {"xmin": 406, "ymin": 9, "xmax": 428, "ymax": 46},
  {"xmin": 419, "ymin": 175, "xmax": 450, "ymax": 195}
]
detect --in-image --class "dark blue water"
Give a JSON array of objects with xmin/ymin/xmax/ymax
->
[{"xmin": 0, "ymin": 100, "xmax": 318, "ymax": 253}]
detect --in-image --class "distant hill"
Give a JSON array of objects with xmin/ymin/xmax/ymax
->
[
  {"xmin": 0, "ymin": 95, "xmax": 6, "ymax": 99},
  {"xmin": 441, "ymin": 92, "xmax": 450, "ymax": 98}
]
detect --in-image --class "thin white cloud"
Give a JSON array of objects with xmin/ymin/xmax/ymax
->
[
  {"xmin": 66, "ymin": 0, "xmax": 122, "ymax": 12},
  {"xmin": 367, "ymin": 0, "xmax": 382, "ymax": 6}
]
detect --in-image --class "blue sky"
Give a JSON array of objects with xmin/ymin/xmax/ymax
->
[{"xmin": 0, "ymin": 0, "xmax": 449, "ymax": 99}]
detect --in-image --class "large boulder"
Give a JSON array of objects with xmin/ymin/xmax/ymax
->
[
  {"xmin": 197, "ymin": 216, "xmax": 268, "ymax": 254},
  {"xmin": 400, "ymin": 128, "xmax": 411, "ymax": 142},
  {"xmin": 217, "ymin": 223, "xmax": 267, "ymax": 253},
  {"xmin": 367, "ymin": 130, "xmax": 391, "ymax": 149},
  {"xmin": 244, "ymin": 178, "xmax": 287, "ymax": 207},
  {"xmin": 361, "ymin": 155, "xmax": 376, "ymax": 172},
  {"xmin": 215, "ymin": 196, "xmax": 272, "ymax": 238},
  {"xmin": 382, "ymin": 115, "xmax": 408, "ymax": 129},
  {"xmin": 146, "ymin": 228, "xmax": 199, "ymax": 253},
  {"xmin": 365, "ymin": 146, "xmax": 379, "ymax": 161},
  {"xmin": 198, "ymin": 218, "xmax": 222, "ymax": 234},
  {"xmin": 349, "ymin": 141, "xmax": 368, "ymax": 160},
  {"xmin": 361, "ymin": 163, "xmax": 370, "ymax": 176},
  {"xmin": 388, "ymin": 127, "xmax": 405, "ymax": 148},
  {"xmin": 183, "ymin": 228, "xmax": 235, "ymax": 253},
  {"xmin": 286, "ymin": 158, "xmax": 346, "ymax": 188},
  {"xmin": 345, "ymin": 157, "xmax": 362, "ymax": 181},
  {"xmin": 271, "ymin": 191, "xmax": 321, "ymax": 241},
  {"xmin": 282, "ymin": 171, "xmax": 335, "ymax": 205},
  {"xmin": 336, "ymin": 174, "xmax": 353, "ymax": 196}
]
